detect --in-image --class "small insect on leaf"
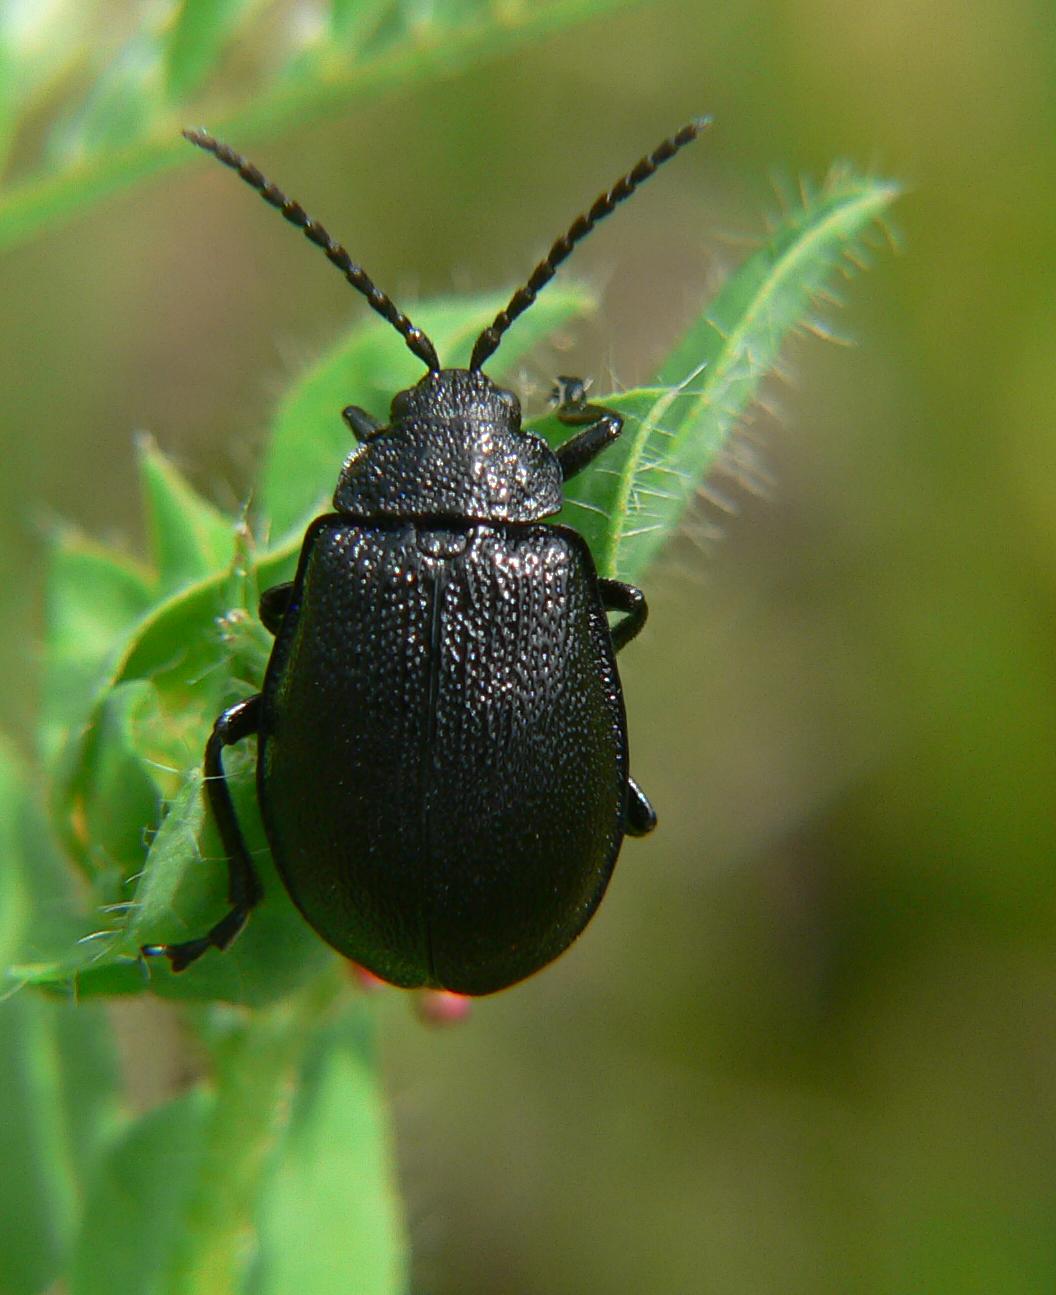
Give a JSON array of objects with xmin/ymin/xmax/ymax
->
[
  {"xmin": 139, "ymin": 122, "xmax": 711, "ymax": 994},
  {"xmin": 57, "ymin": 120, "xmax": 896, "ymax": 1007}
]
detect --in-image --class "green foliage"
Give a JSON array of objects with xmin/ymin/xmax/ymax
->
[
  {"xmin": 65, "ymin": 976, "xmax": 400, "ymax": 1295},
  {"xmin": 0, "ymin": 738, "xmax": 121, "ymax": 1295},
  {"xmin": 249, "ymin": 1003, "xmax": 407, "ymax": 1295},
  {"xmin": 0, "ymin": 12, "xmax": 898, "ymax": 1281},
  {"xmin": 0, "ymin": 0, "xmax": 642, "ymax": 253}
]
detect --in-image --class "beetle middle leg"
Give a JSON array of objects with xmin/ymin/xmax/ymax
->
[
  {"xmin": 141, "ymin": 696, "xmax": 264, "ymax": 971},
  {"xmin": 552, "ymin": 376, "xmax": 624, "ymax": 480},
  {"xmin": 600, "ymin": 578, "xmax": 647, "ymax": 652}
]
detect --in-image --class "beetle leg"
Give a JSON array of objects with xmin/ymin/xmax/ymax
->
[
  {"xmin": 259, "ymin": 582, "xmax": 293, "ymax": 635},
  {"xmin": 342, "ymin": 405, "xmax": 382, "ymax": 441},
  {"xmin": 625, "ymin": 774, "xmax": 658, "ymax": 836},
  {"xmin": 599, "ymin": 578, "xmax": 647, "ymax": 652},
  {"xmin": 141, "ymin": 696, "xmax": 264, "ymax": 972},
  {"xmin": 552, "ymin": 376, "xmax": 624, "ymax": 480},
  {"xmin": 600, "ymin": 581, "xmax": 657, "ymax": 834}
]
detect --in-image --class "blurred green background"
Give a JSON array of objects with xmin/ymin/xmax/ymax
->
[{"xmin": 3, "ymin": 0, "xmax": 1055, "ymax": 1291}]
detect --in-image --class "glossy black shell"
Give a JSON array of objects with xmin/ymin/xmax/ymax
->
[{"xmin": 256, "ymin": 369, "xmax": 629, "ymax": 995}]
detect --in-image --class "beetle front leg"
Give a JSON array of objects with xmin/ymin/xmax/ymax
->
[
  {"xmin": 141, "ymin": 696, "xmax": 264, "ymax": 972},
  {"xmin": 259, "ymin": 582, "xmax": 293, "ymax": 635},
  {"xmin": 600, "ymin": 578, "xmax": 647, "ymax": 652},
  {"xmin": 552, "ymin": 376, "xmax": 624, "ymax": 481}
]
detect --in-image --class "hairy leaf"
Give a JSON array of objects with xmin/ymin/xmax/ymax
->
[{"xmin": 543, "ymin": 166, "xmax": 902, "ymax": 580}]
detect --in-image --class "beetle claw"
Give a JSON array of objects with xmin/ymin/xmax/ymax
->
[{"xmin": 140, "ymin": 939, "xmax": 211, "ymax": 973}]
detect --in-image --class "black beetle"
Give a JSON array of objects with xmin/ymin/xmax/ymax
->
[{"xmin": 143, "ymin": 120, "xmax": 707, "ymax": 995}]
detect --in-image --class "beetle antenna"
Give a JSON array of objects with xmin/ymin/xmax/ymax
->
[
  {"xmin": 470, "ymin": 118, "xmax": 710, "ymax": 372},
  {"xmin": 184, "ymin": 128, "xmax": 440, "ymax": 372}
]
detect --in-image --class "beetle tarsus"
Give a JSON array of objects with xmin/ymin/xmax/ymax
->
[
  {"xmin": 141, "ymin": 695, "xmax": 264, "ymax": 972},
  {"xmin": 552, "ymin": 376, "xmax": 624, "ymax": 480},
  {"xmin": 551, "ymin": 374, "xmax": 592, "ymax": 413}
]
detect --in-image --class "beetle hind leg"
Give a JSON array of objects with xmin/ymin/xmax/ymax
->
[
  {"xmin": 600, "ymin": 578, "xmax": 647, "ymax": 652},
  {"xmin": 141, "ymin": 696, "xmax": 264, "ymax": 972}
]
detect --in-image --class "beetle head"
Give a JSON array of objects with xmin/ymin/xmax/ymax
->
[
  {"xmin": 333, "ymin": 369, "xmax": 563, "ymax": 523},
  {"xmin": 390, "ymin": 368, "xmax": 520, "ymax": 428}
]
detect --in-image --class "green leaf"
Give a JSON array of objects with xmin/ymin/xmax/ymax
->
[
  {"xmin": 0, "ymin": 742, "xmax": 29, "ymax": 962},
  {"xmin": 41, "ymin": 530, "xmax": 154, "ymax": 767},
  {"xmin": 249, "ymin": 1004, "xmax": 408, "ymax": 1295},
  {"xmin": 0, "ymin": 995, "xmax": 120, "ymax": 1295},
  {"xmin": 138, "ymin": 434, "xmax": 237, "ymax": 591},
  {"xmin": 45, "ymin": 529, "xmax": 297, "ymax": 884},
  {"xmin": 24, "ymin": 760, "xmax": 331, "ymax": 1007},
  {"xmin": 330, "ymin": 0, "xmax": 396, "ymax": 52},
  {"xmin": 4, "ymin": 715, "xmax": 149, "ymax": 994},
  {"xmin": 13, "ymin": 956, "xmax": 149, "ymax": 999},
  {"xmin": 68, "ymin": 977, "xmax": 381, "ymax": 1295},
  {"xmin": 0, "ymin": 0, "xmax": 643, "ymax": 255},
  {"xmin": 70, "ymin": 1088, "xmax": 213, "ymax": 1295},
  {"xmin": 283, "ymin": 0, "xmax": 395, "ymax": 81},
  {"xmin": 48, "ymin": 23, "xmax": 167, "ymax": 163},
  {"xmin": 547, "ymin": 166, "xmax": 901, "ymax": 580},
  {"xmin": 260, "ymin": 285, "xmax": 596, "ymax": 539},
  {"xmin": 0, "ymin": 736, "xmax": 121, "ymax": 1295},
  {"xmin": 44, "ymin": 549, "xmax": 227, "ymax": 878},
  {"xmin": 0, "ymin": 0, "xmax": 97, "ymax": 176},
  {"xmin": 0, "ymin": 735, "xmax": 99, "ymax": 969},
  {"xmin": 163, "ymin": 0, "xmax": 263, "ymax": 103},
  {"xmin": 0, "ymin": 32, "xmax": 17, "ymax": 179},
  {"xmin": 128, "ymin": 768, "xmax": 332, "ymax": 1006},
  {"xmin": 72, "ymin": 679, "xmax": 163, "ymax": 885}
]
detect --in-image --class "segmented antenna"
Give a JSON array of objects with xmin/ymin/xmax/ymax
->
[
  {"xmin": 470, "ymin": 118, "xmax": 710, "ymax": 372},
  {"xmin": 184, "ymin": 129, "xmax": 440, "ymax": 372}
]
